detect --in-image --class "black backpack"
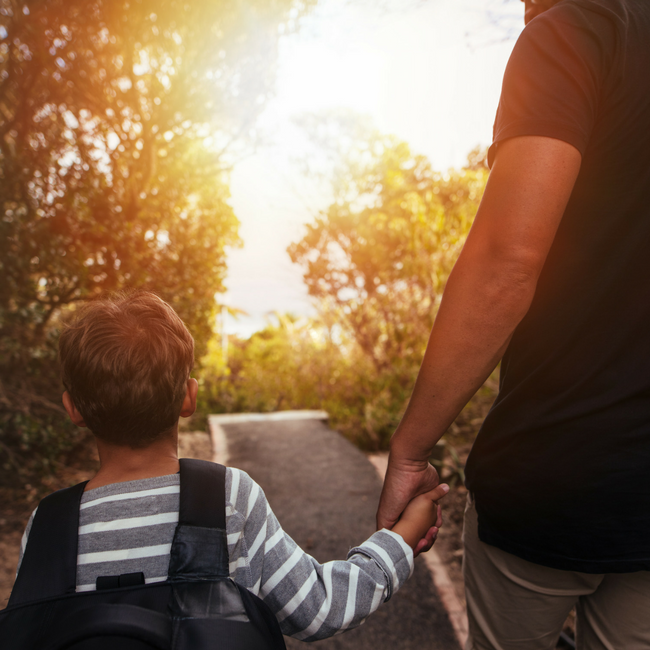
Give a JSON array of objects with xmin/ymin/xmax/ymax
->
[{"xmin": 0, "ymin": 459, "xmax": 287, "ymax": 650}]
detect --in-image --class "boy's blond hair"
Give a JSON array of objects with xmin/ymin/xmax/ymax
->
[{"xmin": 59, "ymin": 291, "xmax": 194, "ymax": 447}]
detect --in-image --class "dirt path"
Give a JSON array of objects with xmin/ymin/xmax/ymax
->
[
  {"xmin": 0, "ymin": 423, "xmax": 462, "ymax": 648},
  {"xmin": 221, "ymin": 417, "xmax": 459, "ymax": 650}
]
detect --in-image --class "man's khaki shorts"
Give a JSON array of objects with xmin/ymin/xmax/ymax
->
[{"xmin": 462, "ymin": 494, "xmax": 650, "ymax": 650}]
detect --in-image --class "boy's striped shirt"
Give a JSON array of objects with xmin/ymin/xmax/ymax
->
[{"xmin": 18, "ymin": 468, "xmax": 413, "ymax": 641}]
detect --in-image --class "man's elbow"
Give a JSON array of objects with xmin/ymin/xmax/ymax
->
[
  {"xmin": 498, "ymin": 253, "xmax": 540, "ymax": 289},
  {"xmin": 449, "ymin": 234, "xmax": 547, "ymax": 324},
  {"xmin": 456, "ymin": 240, "xmax": 542, "ymax": 308},
  {"xmin": 474, "ymin": 231, "xmax": 544, "ymax": 286},
  {"xmin": 484, "ymin": 252, "xmax": 542, "ymax": 317}
]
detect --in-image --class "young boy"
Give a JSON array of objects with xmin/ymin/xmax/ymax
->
[{"xmin": 16, "ymin": 291, "xmax": 448, "ymax": 641}]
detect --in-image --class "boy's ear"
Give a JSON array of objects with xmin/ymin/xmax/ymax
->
[
  {"xmin": 179, "ymin": 378, "xmax": 198, "ymax": 419},
  {"xmin": 62, "ymin": 392, "xmax": 87, "ymax": 428}
]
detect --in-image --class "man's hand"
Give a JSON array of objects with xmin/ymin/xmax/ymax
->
[
  {"xmin": 377, "ymin": 452, "xmax": 443, "ymax": 531},
  {"xmin": 412, "ymin": 506, "xmax": 442, "ymax": 556}
]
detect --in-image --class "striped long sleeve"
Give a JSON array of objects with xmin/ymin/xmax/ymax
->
[
  {"xmin": 16, "ymin": 468, "xmax": 414, "ymax": 640},
  {"xmin": 226, "ymin": 468, "xmax": 413, "ymax": 640}
]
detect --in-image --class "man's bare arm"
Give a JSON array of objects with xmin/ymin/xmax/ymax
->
[{"xmin": 377, "ymin": 135, "xmax": 582, "ymax": 532}]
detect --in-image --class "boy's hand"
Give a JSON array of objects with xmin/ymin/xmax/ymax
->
[
  {"xmin": 413, "ymin": 506, "xmax": 443, "ymax": 556},
  {"xmin": 390, "ymin": 484, "xmax": 448, "ymax": 553}
]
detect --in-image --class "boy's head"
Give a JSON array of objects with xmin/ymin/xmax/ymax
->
[{"xmin": 59, "ymin": 291, "xmax": 195, "ymax": 448}]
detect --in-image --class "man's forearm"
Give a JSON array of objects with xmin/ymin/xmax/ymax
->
[
  {"xmin": 391, "ymin": 247, "xmax": 536, "ymax": 462},
  {"xmin": 390, "ymin": 136, "xmax": 582, "ymax": 463}
]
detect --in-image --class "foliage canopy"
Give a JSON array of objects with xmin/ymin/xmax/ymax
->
[
  {"xmin": 289, "ymin": 114, "xmax": 488, "ymax": 377},
  {"xmin": 0, "ymin": 0, "xmax": 314, "ymax": 479},
  {"xmin": 202, "ymin": 114, "xmax": 490, "ymax": 450}
]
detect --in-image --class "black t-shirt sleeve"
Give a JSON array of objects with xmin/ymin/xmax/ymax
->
[{"xmin": 488, "ymin": 3, "xmax": 608, "ymax": 167}]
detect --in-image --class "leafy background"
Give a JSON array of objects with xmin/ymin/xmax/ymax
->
[{"xmin": 1, "ymin": 0, "xmax": 496, "ymax": 486}]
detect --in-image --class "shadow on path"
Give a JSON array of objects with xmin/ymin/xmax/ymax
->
[{"xmin": 222, "ymin": 418, "xmax": 459, "ymax": 650}]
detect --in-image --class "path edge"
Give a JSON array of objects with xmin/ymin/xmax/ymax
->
[
  {"xmin": 207, "ymin": 416, "xmax": 230, "ymax": 466},
  {"xmin": 368, "ymin": 453, "xmax": 469, "ymax": 649},
  {"xmin": 208, "ymin": 411, "xmax": 468, "ymax": 649},
  {"xmin": 208, "ymin": 411, "xmax": 328, "ymax": 465}
]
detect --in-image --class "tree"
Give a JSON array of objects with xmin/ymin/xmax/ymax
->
[
  {"xmin": 196, "ymin": 119, "xmax": 490, "ymax": 451},
  {"xmin": 1, "ymin": 0, "xmax": 315, "ymax": 353},
  {"xmin": 289, "ymin": 113, "xmax": 488, "ymax": 374},
  {"xmin": 199, "ymin": 311, "xmax": 383, "ymax": 447},
  {"xmin": 0, "ymin": 0, "xmax": 315, "ymax": 479},
  {"xmin": 287, "ymin": 114, "xmax": 489, "ymax": 446}
]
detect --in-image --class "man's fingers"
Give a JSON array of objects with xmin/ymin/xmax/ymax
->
[
  {"xmin": 436, "ymin": 504, "xmax": 443, "ymax": 529},
  {"xmin": 414, "ymin": 538, "xmax": 429, "ymax": 556},
  {"xmin": 424, "ymin": 525, "xmax": 438, "ymax": 546},
  {"xmin": 413, "ymin": 526, "xmax": 439, "ymax": 557},
  {"xmin": 376, "ymin": 498, "xmax": 400, "ymax": 531}
]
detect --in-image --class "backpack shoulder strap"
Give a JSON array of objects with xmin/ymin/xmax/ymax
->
[
  {"xmin": 178, "ymin": 458, "xmax": 226, "ymax": 529},
  {"xmin": 8, "ymin": 480, "xmax": 87, "ymax": 607},
  {"xmin": 168, "ymin": 459, "xmax": 229, "ymax": 580}
]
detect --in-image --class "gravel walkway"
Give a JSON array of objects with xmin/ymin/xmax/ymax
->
[{"xmin": 222, "ymin": 418, "xmax": 459, "ymax": 650}]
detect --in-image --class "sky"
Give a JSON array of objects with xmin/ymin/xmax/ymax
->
[{"xmin": 224, "ymin": 0, "xmax": 524, "ymax": 337}]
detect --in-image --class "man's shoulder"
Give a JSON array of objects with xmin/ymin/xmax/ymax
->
[
  {"xmin": 523, "ymin": 0, "xmax": 619, "ymax": 39},
  {"xmin": 507, "ymin": 0, "xmax": 622, "ymax": 98},
  {"xmin": 528, "ymin": 0, "xmax": 632, "ymax": 44}
]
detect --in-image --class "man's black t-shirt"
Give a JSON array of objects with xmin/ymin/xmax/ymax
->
[{"xmin": 465, "ymin": 0, "xmax": 650, "ymax": 573}]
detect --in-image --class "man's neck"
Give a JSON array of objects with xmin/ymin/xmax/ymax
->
[{"xmin": 86, "ymin": 429, "xmax": 180, "ymax": 491}]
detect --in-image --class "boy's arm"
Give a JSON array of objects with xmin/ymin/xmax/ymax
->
[{"xmin": 226, "ymin": 468, "xmax": 446, "ymax": 641}]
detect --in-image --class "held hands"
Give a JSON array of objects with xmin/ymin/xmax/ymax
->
[
  {"xmin": 391, "ymin": 486, "xmax": 448, "ymax": 553},
  {"xmin": 378, "ymin": 452, "xmax": 448, "ymax": 555}
]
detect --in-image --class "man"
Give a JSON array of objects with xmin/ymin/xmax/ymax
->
[{"xmin": 377, "ymin": 0, "xmax": 650, "ymax": 648}]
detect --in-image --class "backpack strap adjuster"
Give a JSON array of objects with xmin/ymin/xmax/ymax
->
[{"xmin": 96, "ymin": 571, "xmax": 146, "ymax": 590}]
